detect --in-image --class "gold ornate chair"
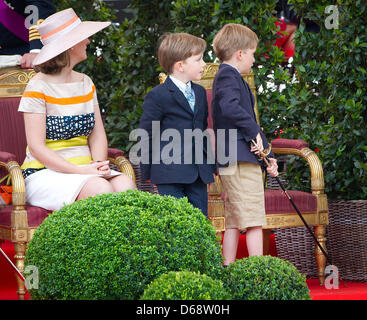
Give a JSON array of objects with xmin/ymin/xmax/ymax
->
[
  {"xmin": 159, "ymin": 63, "xmax": 329, "ymax": 285},
  {"xmin": 0, "ymin": 66, "xmax": 135, "ymax": 299}
]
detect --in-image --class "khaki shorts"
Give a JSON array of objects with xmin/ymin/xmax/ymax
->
[{"xmin": 219, "ymin": 161, "xmax": 266, "ymax": 231}]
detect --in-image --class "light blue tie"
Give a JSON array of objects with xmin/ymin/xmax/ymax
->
[{"xmin": 185, "ymin": 84, "xmax": 195, "ymax": 112}]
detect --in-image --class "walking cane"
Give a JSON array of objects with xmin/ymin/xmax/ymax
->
[
  {"xmin": 0, "ymin": 247, "xmax": 25, "ymax": 282},
  {"xmin": 251, "ymin": 139, "xmax": 344, "ymax": 286}
]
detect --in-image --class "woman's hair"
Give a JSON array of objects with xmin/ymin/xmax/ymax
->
[
  {"xmin": 35, "ymin": 50, "xmax": 70, "ymax": 74},
  {"xmin": 158, "ymin": 32, "xmax": 206, "ymax": 74},
  {"xmin": 213, "ymin": 23, "xmax": 258, "ymax": 62}
]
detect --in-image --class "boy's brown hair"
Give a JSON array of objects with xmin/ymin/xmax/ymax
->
[
  {"xmin": 35, "ymin": 50, "xmax": 70, "ymax": 74},
  {"xmin": 213, "ymin": 23, "xmax": 258, "ymax": 62},
  {"xmin": 158, "ymin": 32, "xmax": 206, "ymax": 74}
]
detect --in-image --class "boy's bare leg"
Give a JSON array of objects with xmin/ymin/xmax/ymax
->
[
  {"xmin": 222, "ymin": 228, "xmax": 240, "ymax": 265},
  {"xmin": 246, "ymin": 226, "xmax": 263, "ymax": 256}
]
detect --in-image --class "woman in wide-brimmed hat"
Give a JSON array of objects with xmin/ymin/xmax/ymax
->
[{"xmin": 18, "ymin": 8, "xmax": 135, "ymax": 211}]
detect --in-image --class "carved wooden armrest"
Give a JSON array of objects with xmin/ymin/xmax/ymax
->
[
  {"xmin": 270, "ymin": 139, "xmax": 325, "ymax": 195},
  {"xmin": 0, "ymin": 151, "xmax": 26, "ymax": 208},
  {"xmin": 107, "ymin": 148, "xmax": 136, "ymax": 185}
]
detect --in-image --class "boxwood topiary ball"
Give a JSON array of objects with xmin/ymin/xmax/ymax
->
[
  {"xmin": 140, "ymin": 271, "xmax": 231, "ymax": 300},
  {"xmin": 220, "ymin": 256, "xmax": 311, "ymax": 300},
  {"xmin": 25, "ymin": 190, "xmax": 223, "ymax": 300}
]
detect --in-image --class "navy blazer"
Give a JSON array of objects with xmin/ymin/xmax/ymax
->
[
  {"xmin": 139, "ymin": 76, "xmax": 216, "ymax": 184},
  {"xmin": 212, "ymin": 63, "xmax": 271, "ymax": 167},
  {"xmin": 0, "ymin": 0, "xmax": 56, "ymax": 55}
]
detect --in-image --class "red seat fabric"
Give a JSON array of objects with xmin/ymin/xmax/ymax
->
[
  {"xmin": 265, "ymin": 189, "xmax": 317, "ymax": 215},
  {"xmin": 107, "ymin": 148, "xmax": 125, "ymax": 158},
  {"xmin": 0, "ymin": 97, "xmax": 27, "ymax": 165},
  {"xmin": 0, "ymin": 205, "xmax": 50, "ymax": 228},
  {"xmin": 206, "ymin": 89, "xmax": 213, "ymax": 129},
  {"xmin": 271, "ymin": 138, "xmax": 309, "ymax": 150}
]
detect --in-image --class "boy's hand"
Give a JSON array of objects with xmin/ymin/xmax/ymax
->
[
  {"xmin": 266, "ymin": 158, "xmax": 278, "ymax": 177},
  {"xmin": 250, "ymin": 133, "xmax": 264, "ymax": 155}
]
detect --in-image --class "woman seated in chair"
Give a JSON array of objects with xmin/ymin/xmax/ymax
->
[{"xmin": 18, "ymin": 8, "xmax": 135, "ymax": 211}]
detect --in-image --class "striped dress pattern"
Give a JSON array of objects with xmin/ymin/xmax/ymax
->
[{"xmin": 18, "ymin": 74, "xmax": 97, "ymax": 179}]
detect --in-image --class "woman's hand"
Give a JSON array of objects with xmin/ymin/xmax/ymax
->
[
  {"xmin": 266, "ymin": 158, "xmax": 278, "ymax": 177},
  {"xmin": 91, "ymin": 160, "xmax": 111, "ymax": 175},
  {"xmin": 79, "ymin": 160, "xmax": 111, "ymax": 175}
]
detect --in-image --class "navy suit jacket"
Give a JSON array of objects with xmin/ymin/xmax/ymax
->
[
  {"xmin": 0, "ymin": 0, "xmax": 56, "ymax": 55},
  {"xmin": 139, "ymin": 76, "xmax": 216, "ymax": 184},
  {"xmin": 212, "ymin": 63, "xmax": 271, "ymax": 167}
]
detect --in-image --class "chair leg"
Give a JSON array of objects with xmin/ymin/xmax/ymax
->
[
  {"xmin": 13, "ymin": 242, "xmax": 27, "ymax": 300},
  {"xmin": 262, "ymin": 229, "xmax": 271, "ymax": 255},
  {"xmin": 314, "ymin": 225, "xmax": 327, "ymax": 286}
]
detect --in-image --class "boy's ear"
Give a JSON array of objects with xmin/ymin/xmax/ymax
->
[
  {"xmin": 172, "ymin": 60, "xmax": 184, "ymax": 73},
  {"xmin": 237, "ymin": 49, "xmax": 245, "ymax": 60},
  {"xmin": 233, "ymin": 49, "xmax": 242, "ymax": 61}
]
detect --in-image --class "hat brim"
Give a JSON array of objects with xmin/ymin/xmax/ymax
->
[{"xmin": 33, "ymin": 21, "xmax": 111, "ymax": 66}]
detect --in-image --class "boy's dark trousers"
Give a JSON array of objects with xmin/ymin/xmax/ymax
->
[{"xmin": 156, "ymin": 177, "xmax": 208, "ymax": 216}]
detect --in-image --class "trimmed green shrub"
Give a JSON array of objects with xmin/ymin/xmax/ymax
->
[
  {"xmin": 140, "ymin": 271, "xmax": 231, "ymax": 300},
  {"xmin": 221, "ymin": 256, "xmax": 311, "ymax": 300},
  {"xmin": 25, "ymin": 190, "xmax": 223, "ymax": 300}
]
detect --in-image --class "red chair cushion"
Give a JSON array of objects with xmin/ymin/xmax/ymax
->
[
  {"xmin": 265, "ymin": 189, "xmax": 317, "ymax": 215},
  {"xmin": 271, "ymin": 138, "xmax": 309, "ymax": 150},
  {"xmin": 108, "ymin": 148, "xmax": 125, "ymax": 158},
  {"xmin": 0, "ymin": 205, "xmax": 51, "ymax": 227},
  {"xmin": 206, "ymin": 89, "xmax": 213, "ymax": 129},
  {"xmin": 0, "ymin": 97, "xmax": 27, "ymax": 164}
]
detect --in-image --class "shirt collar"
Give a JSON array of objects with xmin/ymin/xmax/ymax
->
[{"xmin": 169, "ymin": 75, "xmax": 191, "ymax": 94}]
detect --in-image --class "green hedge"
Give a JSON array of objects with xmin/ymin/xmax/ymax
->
[
  {"xmin": 220, "ymin": 256, "xmax": 311, "ymax": 300},
  {"xmin": 140, "ymin": 271, "xmax": 230, "ymax": 300},
  {"xmin": 25, "ymin": 190, "xmax": 223, "ymax": 299}
]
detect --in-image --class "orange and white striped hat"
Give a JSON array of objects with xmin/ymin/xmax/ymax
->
[{"xmin": 33, "ymin": 8, "xmax": 111, "ymax": 66}]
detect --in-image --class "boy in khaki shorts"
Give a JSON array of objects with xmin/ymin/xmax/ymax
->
[{"xmin": 212, "ymin": 24, "xmax": 278, "ymax": 266}]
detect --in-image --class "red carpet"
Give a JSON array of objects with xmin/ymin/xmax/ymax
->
[
  {"xmin": 1, "ymin": 237, "xmax": 366, "ymax": 300},
  {"xmin": 307, "ymin": 278, "xmax": 367, "ymax": 300}
]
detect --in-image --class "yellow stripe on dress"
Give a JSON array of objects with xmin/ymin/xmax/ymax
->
[
  {"xmin": 21, "ymin": 136, "xmax": 91, "ymax": 170},
  {"xmin": 25, "ymin": 136, "xmax": 88, "ymax": 152},
  {"xmin": 46, "ymin": 136, "xmax": 88, "ymax": 150},
  {"xmin": 21, "ymin": 155, "xmax": 92, "ymax": 170},
  {"xmin": 22, "ymin": 85, "xmax": 96, "ymax": 106}
]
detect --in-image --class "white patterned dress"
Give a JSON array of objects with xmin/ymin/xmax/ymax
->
[{"xmin": 18, "ymin": 74, "xmax": 120, "ymax": 211}]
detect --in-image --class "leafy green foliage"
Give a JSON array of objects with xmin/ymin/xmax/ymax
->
[
  {"xmin": 55, "ymin": 1, "xmax": 366, "ymax": 199},
  {"xmin": 140, "ymin": 271, "xmax": 231, "ymax": 300},
  {"xmin": 56, "ymin": 0, "xmax": 286, "ymax": 152},
  {"xmin": 220, "ymin": 256, "xmax": 311, "ymax": 300},
  {"xmin": 25, "ymin": 190, "xmax": 223, "ymax": 299},
  {"xmin": 265, "ymin": 0, "xmax": 367, "ymax": 199}
]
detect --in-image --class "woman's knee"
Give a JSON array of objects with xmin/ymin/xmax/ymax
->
[
  {"xmin": 77, "ymin": 177, "xmax": 114, "ymax": 200},
  {"xmin": 110, "ymin": 174, "xmax": 136, "ymax": 192}
]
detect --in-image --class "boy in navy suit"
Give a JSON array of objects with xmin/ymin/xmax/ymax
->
[
  {"xmin": 212, "ymin": 24, "xmax": 278, "ymax": 265},
  {"xmin": 139, "ymin": 33, "xmax": 215, "ymax": 216}
]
